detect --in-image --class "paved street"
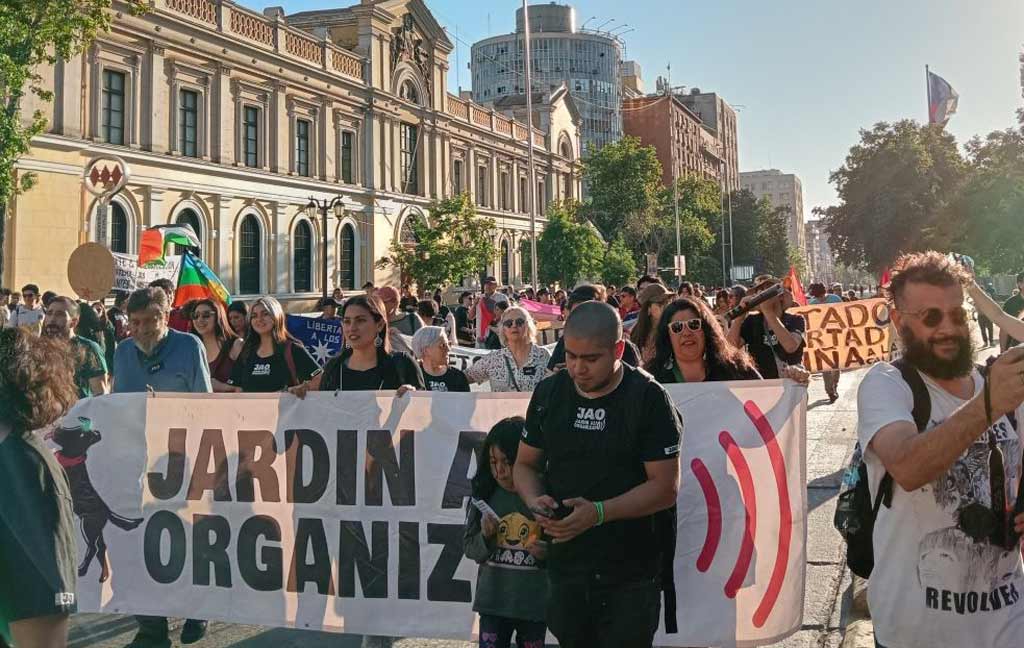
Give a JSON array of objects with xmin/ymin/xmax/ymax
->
[{"xmin": 67, "ymin": 370, "xmax": 866, "ymax": 648}]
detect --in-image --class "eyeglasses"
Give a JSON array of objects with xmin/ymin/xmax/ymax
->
[
  {"xmin": 897, "ymin": 306, "xmax": 968, "ymax": 328},
  {"xmin": 191, "ymin": 311, "xmax": 215, "ymax": 321},
  {"xmin": 669, "ymin": 318, "xmax": 703, "ymax": 334},
  {"xmin": 502, "ymin": 317, "xmax": 527, "ymax": 328}
]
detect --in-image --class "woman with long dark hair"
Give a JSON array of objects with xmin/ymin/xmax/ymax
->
[
  {"xmin": 189, "ymin": 299, "xmax": 243, "ymax": 392},
  {"xmin": 299, "ymin": 295, "xmax": 423, "ymax": 393},
  {"xmin": 227, "ymin": 296, "xmax": 321, "ymax": 393},
  {"xmin": 0, "ymin": 329, "xmax": 79, "ymax": 648},
  {"xmin": 227, "ymin": 300, "xmax": 249, "ymax": 338},
  {"xmin": 646, "ymin": 297, "xmax": 760, "ymax": 382},
  {"xmin": 646, "ymin": 297, "xmax": 809, "ymax": 385},
  {"xmin": 463, "ymin": 417, "xmax": 548, "ymax": 648},
  {"xmin": 630, "ymin": 283, "xmax": 672, "ymax": 365}
]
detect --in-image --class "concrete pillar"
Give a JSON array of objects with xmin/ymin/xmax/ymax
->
[
  {"xmin": 271, "ymin": 82, "xmax": 288, "ymax": 174},
  {"xmin": 54, "ymin": 54, "xmax": 84, "ymax": 138},
  {"xmin": 146, "ymin": 44, "xmax": 168, "ymax": 153},
  {"xmin": 213, "ymin": 63, "xmax": 234, "ymax": 164}
]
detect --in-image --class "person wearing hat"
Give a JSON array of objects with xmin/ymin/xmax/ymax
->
[
  {"xmin": 629, "ymin": 283, "xmax": 672, "ymax": 365},
  {"xmin": 476, "ymin": 276, "xmax": 500, "ymax": 348},
  {"xmin": 483, "ymin": 292, "xmax": 510, "ymax": 350},
  {"xmin": 726, "ymin": 275, "xmax": 806, "ymax": 379}
]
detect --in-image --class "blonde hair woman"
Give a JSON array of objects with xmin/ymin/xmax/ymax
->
[{"xmin": 465, "ymin": 305, "xmax": 550, "ymax": 392}]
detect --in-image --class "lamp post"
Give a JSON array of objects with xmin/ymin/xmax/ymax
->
[{"xmin": 305, "ymin": 196, "xmax": 346, "ymax": 300}]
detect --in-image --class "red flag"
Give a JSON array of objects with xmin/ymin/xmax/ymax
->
[
  {"xmin": 880, "ymin": 267, "xmax": 892, "ymax": 288},
  {"xmin": 784, "ymin": 267, "xmax": 807, "ymax": 306}
]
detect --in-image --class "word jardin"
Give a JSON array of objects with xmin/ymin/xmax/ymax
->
[{"xmin": 142, "ymin": 427, "xmax": 488, "ymax": 602}]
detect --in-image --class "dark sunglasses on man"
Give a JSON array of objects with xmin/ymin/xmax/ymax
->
[
  {"xmin": 897, "ymin": 306, "xmax": 968, "ymax": 328},
  {"xmin": 669, "ymin": 318, "xmax": 702, "ymax": 334}
]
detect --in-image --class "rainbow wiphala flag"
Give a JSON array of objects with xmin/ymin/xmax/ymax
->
[{"xmin": 174, "ymin": 251, "xmax": 231, "ymax": 308}]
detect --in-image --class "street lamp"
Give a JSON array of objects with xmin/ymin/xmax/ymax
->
[{"xmin": 305, "ymin": 196, "xmax": 346, "ymax": 300}]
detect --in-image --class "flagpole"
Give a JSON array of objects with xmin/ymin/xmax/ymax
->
[{"xmin": 925, "ymin": 64, "xmax": 932, "ymax": 124}]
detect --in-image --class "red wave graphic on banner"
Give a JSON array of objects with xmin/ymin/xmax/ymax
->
[
  {"xmin": 745, "ymin": 401, "xmax": 793, "ymax": 628},
  {"xmin": 719, "ymin": 431, "xmax": 756, "ymax": 599},
  {"xmin": 691, "ymin": 458, "xmax": 722, "ymax": 573}
]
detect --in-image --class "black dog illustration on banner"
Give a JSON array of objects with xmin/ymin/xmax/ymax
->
[{"xmin": 51, "ymin": 417, "xmax": 143, "ymax": 582}]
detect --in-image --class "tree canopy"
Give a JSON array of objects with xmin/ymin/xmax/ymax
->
[{"xmin": 536, "ymin": 201, "xmax": 605, "ymax": 287}]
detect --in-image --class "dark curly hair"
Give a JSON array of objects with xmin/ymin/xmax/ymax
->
[
  {"xmin": 0, "ymin": 329, "xmax": 77, "ymax": 434},
  {"xmin": 645, "ymin": 297, "xmax": 757, "ymax": 379},
  {"xmin": 885, "ymin": 251, "xmax": 970, "ymax": 308},
  {"xmin": 471, "ymin": 416, "xmax": 526, "ymax": 503}
]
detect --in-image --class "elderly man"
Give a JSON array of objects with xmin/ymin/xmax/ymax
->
[{"xmin": 111, "ymin": 287, "xmax": 211, "ymax": 648}]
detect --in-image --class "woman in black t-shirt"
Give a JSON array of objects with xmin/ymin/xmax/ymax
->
[
  {"xmin": 292, "ymin": 295, "xmax": 423, "ymax": 395},
  {"xmin": 645, "ymin": 297, "xmax": 809, "ymax": 384},
  {"xmin": 0, "ymin": 329, "xmax": 79, "ymax": 648},
  {"xmin": 411, "ymin": 326, "xmax": 470, "ymax": 392},
  {"xmin": 227, "ymin": 296, "xmax": 321, "ymax": 393}
]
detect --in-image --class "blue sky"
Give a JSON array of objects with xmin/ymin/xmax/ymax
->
[{"xmin": 274, "ymin": 0, "xmax": 1023, "ymax": 216}]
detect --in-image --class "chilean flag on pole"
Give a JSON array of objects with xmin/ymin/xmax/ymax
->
[{"xmin": 927, "ymin": 68, "xmax": 959, "ymax": 127}]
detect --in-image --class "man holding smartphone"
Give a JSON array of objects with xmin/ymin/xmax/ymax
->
[{"xmin": 514, "ymin": 302, "xmax": 683, "ymax": 647}]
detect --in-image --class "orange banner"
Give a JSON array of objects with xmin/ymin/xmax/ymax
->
[{"xmin": 792, "ymin": 298, "xmax": 892, "ymax": 372}]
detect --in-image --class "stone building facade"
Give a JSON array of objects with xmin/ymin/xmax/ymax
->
[
  {"xmin": 740, "ymin": 168, "xmax": 806, "ymax": 253},
  {"xmin": 6, "ymin": 0, "xmax": 581, "ymax": 306}
]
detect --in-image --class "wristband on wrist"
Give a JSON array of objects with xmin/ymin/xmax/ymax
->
[{"xmin": 594, "ymin": 500, "xmax": 605, "ymax": 526}]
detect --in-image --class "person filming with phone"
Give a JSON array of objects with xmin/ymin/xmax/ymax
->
[{"xmin": 513, "ymin": 302, "xmax": 683, "ymax": 647}]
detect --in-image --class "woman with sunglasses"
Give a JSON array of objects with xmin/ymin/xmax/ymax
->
[
  {"xmin": 646, "ymin": 297, "xmax": 762, "ymax": 383},
  {"xmin": 227, "ymin": 296, "xmax": 321, "ymax": 393},
  {"xmin": 189, "ymin": 299, "xmax": 243, "ymax": 392},
  {"xmin": 293, "ymin": 295, "xmax": 423, "ymax": 395},
  {"xmin": 465, "ymin": 306, "xmax": 550, "ymax": 392}
]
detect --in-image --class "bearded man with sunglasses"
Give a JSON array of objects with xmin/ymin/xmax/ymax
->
[{"xmin": 857, "ymin": 251, "xmax": 1024, "ymax": 648}]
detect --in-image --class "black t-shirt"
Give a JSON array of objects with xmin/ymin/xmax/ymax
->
[
  {"xmin": 740, "ymin": 312, "xmax": 806, "ymax": 379},
  {"xmin": 228, "ymin": 341, "xmax": 321, "ymax": 392},
  {"xmin": 421, "ymin": 366, "xmax": 470, "ymax": 392},
  {"xmin": 341, "ymin": 364, "xmax": 386, "ymax": 391},
  {"xmin": 454, "ymin": 305, "xmax": 475, "ymax": 345},
  {"xmin": 547, "ymin": 336, "xmax": 642, "ymax": 370},
  {"xmin": 1003, "ymin": 294, "xmax": 1024, "ymax": 348},
  {"xmin": 523, "ymin": 366, "xmax": 682, "ymax": 579}
]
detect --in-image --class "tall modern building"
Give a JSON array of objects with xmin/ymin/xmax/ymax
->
[
  {"xmin": 740, "ymin": 169, "xmax": 806, "ymax": 252},
  {"xmin": 470, "ymin": 3, "xmax": 623, "ymax": 156}
]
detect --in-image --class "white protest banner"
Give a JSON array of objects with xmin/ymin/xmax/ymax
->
[
  {"xmin": 53, "ymin": 382, "xmax": 805, "ymax": 646},
  {"xmin": 111, "ymin": 253, "xmax": 182, "ymax": 291},
  {"xmin": 792, "ymin": 298, "xmax": 892, "ymax": 373}
]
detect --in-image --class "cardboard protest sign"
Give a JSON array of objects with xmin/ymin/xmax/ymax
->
[
  {"xmin": 792, "ymin": 298, "xmax": 892, "ymax": 372},
  {"xmin": 67, "ymin": 243, "xmax": 115, "ymax": 300},
  {"xmin": 52, "ymin": 382, "xmax": 806, "ymax": 646}
]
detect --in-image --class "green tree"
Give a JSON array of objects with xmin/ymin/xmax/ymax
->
[
  {"xmin": 643, "ymin": 176, "xmax": 720, "ymax": 282},
  {"xmin": 601, "ymin": 236, "xmax": 637, "ymax": 287},
  {"xmin": 758, "ymin": 205, "xmax": 793, "ymax": 277},
  {"xmin": 376, "ymin": 194, "xmax": 496, "ymax": 290},
  {"xmin": 537, "ymin": 202, "xmax": 605, "ymax": 287},
  {"xmin": 581, "ymin": 136, "xmax": 664, "ymax": 240},
  {"xmin": 951, "ymin": 116, "xmax": 1024, "ymax": 274},
  {"xmin": 815, "ymin": 120, "xmax": 967, "ymax": 272},
  {"xmin": 0, "ymin": 0, "xmax": 147, "ymax": 277},
  {"xmin": 788, "ymin": 245, "xmax": 808, "ymax": 280},
  {"xmin": 717, "ymin": 190, "xmax": 766, "ymax": 270}
]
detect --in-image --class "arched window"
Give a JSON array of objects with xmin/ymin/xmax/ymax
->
[
  {"xmin": 399, "ymin": 213, "xmax": 420, "ymax": 247},
  {"xmin": 500, "ymin": 239, "xmax": 510, "ymax": 286},
  {"xmin": 175, "ymin": 208, "xmax": 202, "ymax": 255},
  {"xmin": 339, "ymin": 224, "xmax": 355, "ymax": 291},
  {"xmin": 110, "ymin": 202, "xmax": 128, "ymax": 253},
  {"xmin": 293, "ymin": 220, "xmax": 313, "ymax": 293},
  {"xmin": 399, "ymin": 80, "xmax": 419, "ymax": 104},
  {"xmin": 239, "ymin": 214, "xmax": 261, "ymax": 295}
]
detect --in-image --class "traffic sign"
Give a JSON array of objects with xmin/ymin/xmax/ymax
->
[{"xmin": 674, "ymin": 254, "xmax": 686, "ymax": 277}]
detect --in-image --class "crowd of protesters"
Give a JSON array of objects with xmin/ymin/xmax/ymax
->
[{"xmin": 31, "ymin": 258, "xmax": 1024, "ymax": 648}]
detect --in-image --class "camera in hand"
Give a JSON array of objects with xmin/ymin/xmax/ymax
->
[{"xmin": 725, "ymin": 283, "xmax": 785, "ymax": 323}]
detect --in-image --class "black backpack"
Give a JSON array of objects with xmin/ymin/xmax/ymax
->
[
  {"xmin": 533, "ymin": 369, "xmax": 680, "ymax": 633},
  {"xmin": 835, "ymin": 359, "xmax": 1018, "ymax": 578}
]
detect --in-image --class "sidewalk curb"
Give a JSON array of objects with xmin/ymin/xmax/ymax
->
[{"xmin": 841, "ymin": 575, "xmax": 874, "ymax": 648}]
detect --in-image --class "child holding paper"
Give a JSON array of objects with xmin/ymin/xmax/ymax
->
[{"xmin": 463, "ymin": 417, "xmax": 548, "ymax": 648}]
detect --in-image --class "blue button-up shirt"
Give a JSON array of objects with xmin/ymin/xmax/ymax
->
[{"xmin": 112, "ymin": 329, "xmax": 212, "ymax": 394}]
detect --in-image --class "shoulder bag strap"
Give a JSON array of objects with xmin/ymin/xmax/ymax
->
[
  {"xmin": 502, "ymin": 352, "xmax": 522, "ymax": 392},
  {"xmin": 879, "ymin": 359, "xmax": 932, "ymax": 508}
]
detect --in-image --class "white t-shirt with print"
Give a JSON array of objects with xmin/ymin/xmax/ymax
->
[
  {"xmin": 858, "ymin": 362, "xmax": 1024, "ymax": 648},
  {"xmin": 6, "ymin": 304, "xmax": 44, "ymax": 332}
]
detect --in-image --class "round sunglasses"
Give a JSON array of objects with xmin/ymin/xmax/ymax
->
[
  {"xmin": 502, "ymin": 317, "xmax": 527, "ymax": 328},
  {"xmin": 897, "ymin": 306, "xmax": 968, "ymax": 328}
]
